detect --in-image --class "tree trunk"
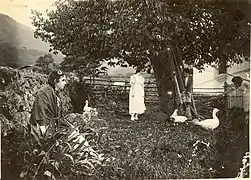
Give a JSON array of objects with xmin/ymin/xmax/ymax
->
[{"xmin": 150, "ymin": 51, "xmax": 175, "ymax": 115}]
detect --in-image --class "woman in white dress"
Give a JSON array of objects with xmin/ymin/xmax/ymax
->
[
  {"xmin": 232, "ymin": 76, "xmax": 250, "ymax": 122},
  {"xmin": 231, "ymin": 76, "xmax": 250, "ymax": 138},
  {"xmin": 129, "ymin": 69, "xmax": 146, "ymax": 120}
]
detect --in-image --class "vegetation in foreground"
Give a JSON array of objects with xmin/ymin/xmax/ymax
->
[{"xmin": 1, "ymin": 67, "xmax": 249, "ymax": 179}]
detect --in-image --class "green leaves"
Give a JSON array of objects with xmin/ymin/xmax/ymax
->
[
  {"xmin": 0, "ymin": 67, "xmax": 107, "ymax": 179},
  {"xmin": 35, "ymin": 54, "xmax": 55, "ymax": 74},
  {"xmin": 32, "ymin": 0, "xmax": 249, "ymax": 72},
  {"xmin": 20, "ymin": 114, "xmax": 105, "ymax": 179},
  {"xmin": 43, "ymin": 170, "xmax": 56, "ymax": 180}
]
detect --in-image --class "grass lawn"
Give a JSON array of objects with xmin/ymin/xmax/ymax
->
[{"xmin": 91, "ymin": 102, "xmax": 224, "ymax": 179}]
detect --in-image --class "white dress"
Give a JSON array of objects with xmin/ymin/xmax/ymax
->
[
  {"xmin": 238, "ymin": 81, "xmax": 250, "ymax": 112},
  {"xmin": 129, "ymin": 73, "xmax": 146, "ymax": 114}
]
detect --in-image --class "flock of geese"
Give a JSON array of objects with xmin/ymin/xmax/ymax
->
[
  {"xmin": 169, "ymin": 108, "xmax": 220, "ymax": 130},
  {"xmin": 83, "ymin": 99, "xmax": 220, "ymax": 130}
]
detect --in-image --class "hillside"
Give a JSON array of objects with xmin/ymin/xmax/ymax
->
[
  {"xmin": 0, "ymin": 13, "xmax": 63, "ymax": 67},
  {"xmin": 0, "ymin": 13, "xmax": 135, "ymax": 75}
]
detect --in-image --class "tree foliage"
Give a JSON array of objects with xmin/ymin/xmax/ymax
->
[
  {"xmin": 36, "ymin": 53, "xmax": 56, "ymax": 74},
  {"xmin": 31, "ymin": 0, "xmax": 250, "ymax": 71}
]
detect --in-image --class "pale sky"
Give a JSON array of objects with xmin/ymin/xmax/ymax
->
[{"xmin": 0, "ymin": 0, "xmax": 56, "ymax": 29}]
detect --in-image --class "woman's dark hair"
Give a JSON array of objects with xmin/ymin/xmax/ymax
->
[
  {"xmin": 136, "ymin": 67, "xmax": 143, "ymax": 73},
  {"xmin": 232, "ymin": 76, "xmax": 243, "ymax": 87},
  {"xmin": 48, "ymin": 70, "xmax": 65, "ymax": 88}
]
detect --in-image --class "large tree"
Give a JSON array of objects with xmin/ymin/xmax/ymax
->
[
  {"xmin": 31, "ymin": 0, "xmax": 250, "ymax": 113},
  {"xmin": 31, "ymin": 0, "xmax": 249, "ymax": 69}
]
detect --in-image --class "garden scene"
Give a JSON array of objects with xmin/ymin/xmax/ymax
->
[{"xmin": 0, "ymin": 0, "xmax": 250, "ymax": 179}]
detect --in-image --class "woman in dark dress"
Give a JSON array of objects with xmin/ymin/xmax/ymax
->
[{"xmin": 29, "ymin": 70, "xmax": 67, "ymax": 136}]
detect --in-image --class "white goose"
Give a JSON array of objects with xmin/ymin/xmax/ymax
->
[
  {"xmin": 194, "ymin": 108, "xmax": 220, "ymax": 130},
  {"xmin": 83, "ymin": 100, "xmax": 92, "ymax": 112},
  {"xmin": 246, "ymin": 73, "xmax": 250, "ymax": 80},
  {"xmin": 170, "ymin": 109, "xmax": 188, "ymax": 123}
]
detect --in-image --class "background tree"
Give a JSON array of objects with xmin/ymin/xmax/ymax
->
[
  {"xmin": 60, "ymin": 55, "xmax": 108, "ymax": 82},
  {"xmin": 35, "ymin": 53, "xmax": 56, "ymax": 74},
  {"xmin": 31, "ymin": 0, "xmax": 250, "ymax": 113}
]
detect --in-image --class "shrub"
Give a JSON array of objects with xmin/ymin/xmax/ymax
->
[
  {"xmin": 19, "ymin": 113, "xmax": 106, "ymax": 180},
  {"xmin": 0, "ymin": 67, "xmax": 108, "ymax": 180},
  {"xmin": 0, "ymin": 68, "xmax": 73, "ymax": 135}
]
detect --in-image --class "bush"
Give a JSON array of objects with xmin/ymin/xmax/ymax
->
[{"xmin": 0, "ymin": 67, "xmax": 108, "ymax": 180}]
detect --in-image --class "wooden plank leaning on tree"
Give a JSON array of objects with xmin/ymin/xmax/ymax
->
[
  {"xmin": 167, "ymin": 48, "xmax": 183, "ymax": 113},
  {"xmin": 169, "ymin": 46, "xmax": 201, "ymax": 119}
]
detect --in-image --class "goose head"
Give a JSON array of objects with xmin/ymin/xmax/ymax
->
[
  {"xmin": 83, "ymin": 100, "xmax": 90, "ymax": 112},
  {"xmin": 170, "ymin": 109, "xmax": 178, "ymax": 118},
  {"xmin": 84, "ymin": 100, "xmax": 89, "ymax": 107},
  {"xmin": 212, "ymin": 108, "xmax": 219, "ymax": 117}
]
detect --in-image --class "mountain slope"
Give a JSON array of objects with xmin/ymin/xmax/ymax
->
[{"xmin": 0, "ymin": 13, "xmax": 63, "ymax": 67}]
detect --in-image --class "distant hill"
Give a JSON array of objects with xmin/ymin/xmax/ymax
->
[
  {"xmin": 0, "ymin": 13, "xmax": 63, "ymax": 67},
  {"xmin": 0, "ymin": 13, "xmax": 152, "ymax": 76}
]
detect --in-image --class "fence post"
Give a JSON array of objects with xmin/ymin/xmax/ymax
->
[
  {"xmin": 124, "ymin": 80, "xmax": 127, "ymax": 91},
  {"xmin": 223, "ymin": 82, "xmax": 228, "ymax": 119}
]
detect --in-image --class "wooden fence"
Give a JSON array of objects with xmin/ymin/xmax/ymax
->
[
  {"xmin": 84, "ymin": 78, "xmax": 224, "ymax": 101},
  {"xmin": 83, "ymin": 78, "xmax": 247, "ymax": 109},
  {"xmin": 224, "ymin": 83, "xmax": 247, "ymax": 109}
]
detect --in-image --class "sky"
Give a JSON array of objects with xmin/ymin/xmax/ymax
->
[{"xmin": 0, "ymin": 0, "xmax": 56, "ymax": 29}]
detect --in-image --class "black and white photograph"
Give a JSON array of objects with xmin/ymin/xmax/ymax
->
[{"xmin": 0, "ymin": 0, "xmax": 250, "ymax": 179}]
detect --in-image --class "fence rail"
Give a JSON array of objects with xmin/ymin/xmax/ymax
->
[
  {"xmin": 85, "ymin": 78, "xmax": 225, "ymax": 102},
  {"xmin": 85, "ymin": 78, "xmax": 246, "ymax": 109}
]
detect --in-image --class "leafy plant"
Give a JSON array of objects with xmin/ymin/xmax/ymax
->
[
  {"xmin": 1, "ymin": 67, "xmax": 109, "ymax": 180},
  {"xmin": 236, "ymin": 152, "xmax": 250, "ymax": 178},
  {"xmin": 21, "ymin": 115, "xmax": 105, "ymax": 180}
]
